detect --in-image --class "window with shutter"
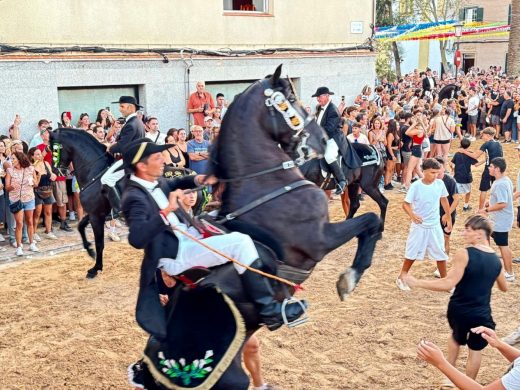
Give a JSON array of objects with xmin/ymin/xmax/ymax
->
[{"xmin": 475, "ymin": 7, "xmax": 484, "ymax": 22}]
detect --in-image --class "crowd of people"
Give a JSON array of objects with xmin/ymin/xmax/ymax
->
[{"xmin": 3, "ymin": 69, "xmax": 520, "ymax": 389}]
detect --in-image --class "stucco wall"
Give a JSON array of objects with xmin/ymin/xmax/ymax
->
[
  {"xmin": 0, "ymin": 54, "xmax": 376, "ymax": 139},
  {"xmin": 0, "ymin": 0, "xmax": 374, "ymax": 48}
]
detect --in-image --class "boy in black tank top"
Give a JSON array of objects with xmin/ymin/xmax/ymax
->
[{"xmin": 404, "ymin": 215, "xmax": 507, "ymax": 385}]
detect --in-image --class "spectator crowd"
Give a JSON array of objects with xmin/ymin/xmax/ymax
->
[{"xmin": 2, "ymin": 71, "xmax": 520, "ymax": 389}]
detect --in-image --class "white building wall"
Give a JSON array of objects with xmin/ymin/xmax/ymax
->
[{"xmin": 0, "ymin": 54, "xmax": 376, "ymax": 139}]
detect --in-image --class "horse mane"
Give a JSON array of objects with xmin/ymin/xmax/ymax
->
[{"xmin": 53, "ymin": 127, "xmax": 108, "ymax": 155}]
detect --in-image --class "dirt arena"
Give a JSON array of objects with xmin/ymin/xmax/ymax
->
[{"xmin": 1, "ymin": 143, "xmax": 519, "ymax": 389}]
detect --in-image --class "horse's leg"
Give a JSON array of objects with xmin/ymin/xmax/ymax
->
[
  {"xmin": 361, "ymin": 180, "xmax": 388, "ymax": 229},
  {"xmin": 322, "ymin": 213, "xmax": 382, "ymax": 300},
  {"xmin": 340, "ymin": 191, "xmax": 350, "ymax": 218},
  {"xmin": 77, "ymin": 215, "xmax": 95, "ymax": 259},
  {"xmin": 86, "ymin": 215, "xmax": 105, "ymax": 279},
  {"xmin": 346, "ymin": 182, "xmax": 360, "ymax": 219}
]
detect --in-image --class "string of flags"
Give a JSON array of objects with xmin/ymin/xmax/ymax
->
[{"xmin": 376, "ymin": 20, "xmax": 510, "ymax": 42}]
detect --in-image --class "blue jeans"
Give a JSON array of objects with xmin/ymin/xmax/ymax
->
[
  {"xmin": 513, "ymin": 122, "xmax": 519, "ymax": 141},
  {"xmin": 6, "ymin": 198, "xmax": 28, "ymax": 243}
]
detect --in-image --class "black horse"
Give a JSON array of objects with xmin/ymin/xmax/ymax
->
[
  {"xmin": 299, "ymin": 143, "xmax": 388, "ymax": 226},
  {"xmin": 50, "ymin": 129, "xmax": 114, "ymax": 278},
  {"xmin": 212, "ymin": 64, "xmax": 383, "ymax": 300},
  {"xmin": 134, "ymin": 65, "xmax": 384, "ymax": 389},
  {"xmin": 438, "ymin": 83, "xmax": 460, "ymax": 102}
]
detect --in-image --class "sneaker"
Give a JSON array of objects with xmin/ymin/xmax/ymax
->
[
  {"xmin": 15, "ymin": 246, "xmax": 24, "ymax": 256},
  {"xmin": 60, "ymin": 221, "xmax": 73, "ymax": 232},
  {"xmin": 45, "ymin": 231, "xmax": 58, "ymax": 240},
  {"xmin": 462, "ymin": 205, "xmax": 472, "ymax": 212},
  {"xmin": 505, "ymin": 272, "xmax": 515, "ymax": 282},
  {"xmin": 503, "ymin": 327, "xmax": 520, "ymax": 346},
  {"xmin": 10, "ymin": 241, "xmax": 17, "ymax": 248},
  {"xmin": 383, "ymin": 183, "xmax": 394, "ymax": 190},
  {"xmin": 398, "ymin": 186, "xmax": 408, "ymax": 194},
  {"xmin": 69, "ymin": 211, "xmax": 76, "ymax": 221},
  {"xmin": 33, "ymin": 233, "xmax": 41, "ymax": 242},
  {"xmin": 0, "ymin": 234, "xmax": 5, "ymax": 242},
  {"xmin": 396, "ymin": 278, "xmax": 411, "ymax": 291},
  {"xmin": 513, "ymin": 257, "xmax": 520, "ymax": 264},
  {"xmin": 433, "ymin": 269, "xmax": 441, "ymax": 278},
  {"xmin": 108, "ymin": 231, "xmax": 120, "ymax": 242},
  {"xmin": 470, "ymin": 136, "xmax": 477, "ymax": 141},
  {"xmin": 29, "ymin": 242, "xmax": 39, "ymax": 252},
  {"xmin": 22, "ymin": 238, "xmax": 30, "ymax": 244}
]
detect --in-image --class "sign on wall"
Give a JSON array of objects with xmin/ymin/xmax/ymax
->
[{"xmin": 350, "ymin": 21, "xmax": 363, "ymax": 34}]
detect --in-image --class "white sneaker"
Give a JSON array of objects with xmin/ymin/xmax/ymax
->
[
  {"xmin": 45, "ymin": 231, "xmax": 58, "ymax": 240},
  {"xmin": 433, "ymin": 269, "xmax": 441, "ymax": 278},
  {"xmin": 396, "ymin": 278, "xmax": 411, "ymax": 291},
  {"xmin": 10, "ymin": 241, "xmax": 17, "ymax": 248},
  {"xmin": 33, "ymin": 233, "xmax": 41, "ymax": 242},
  {"xmin": 15, "ymin": 246, "xmax": 24, "ymax": 256},
  {"xmin": 505, "ymin": 272, "xmax": 515, "ymax": 282},
  {"xmin": 0, "ymin": 234, "xmax": 5, "ymax": 242},
  {"xmin": 114, "ymin": 219, "xmax": 122, "ymax": 228},
  {"xmin": 503, "ymin": 327, "xmax": 520, "ymax": 345},
  {"xmin": 69, "ymin": 211, "xmax": 76, "ymax": 221},
  {"xmin": 29, "ymin": 242, "xmax": 39, "ymax": 252},
  {"xmin": 108, "ymin": 231, "xmax": 120, "ymax": 242}
]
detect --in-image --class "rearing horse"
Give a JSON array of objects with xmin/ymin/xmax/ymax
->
[
  {"xmin": 211, "ymin": 65, "xmax": 383, "ymax": 299},
  {"xmin": 50, "ymin": 128, "xmax": 114, "ymax": 278}
]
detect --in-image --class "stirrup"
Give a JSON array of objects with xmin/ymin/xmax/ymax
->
[{"xmin": 281, "ymin": 297, "xmax": 309, "ymax": 328}]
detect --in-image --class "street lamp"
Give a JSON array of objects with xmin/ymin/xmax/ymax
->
[{"xmin": 454, "ymin": 22, "xmax": 464, "ymax": 79}]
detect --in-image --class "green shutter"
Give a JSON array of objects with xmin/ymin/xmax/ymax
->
[
  {"xmin": 508, "ymin": 4, "xmax": 512, "ymax": 25},
  {"xmin": 459, "ymin": 8, "xmax": 465, "ymax": 21},
  {"xmin": 476, "ymin": 7, "xmax": 484, "ymax": 22}
]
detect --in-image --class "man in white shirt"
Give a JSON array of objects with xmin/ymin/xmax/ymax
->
[
  {"xmin": 467, "ymin": 87, "xmax": 480, "ymax": 141},
  {"xmin": 144, "ymin": 117, "xmax": 166, "ymax": 145}
]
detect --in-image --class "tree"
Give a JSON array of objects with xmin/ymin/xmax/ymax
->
[
  {"xmin": 507, "ymin": 0, "xmax": 520, "ymax": 76},
  {"xmin": 376, "ymin": 0, "xmax": 411, "ymax": 78},
  {"xmin": 417, "ymin": 0, "xmax": 461, "ymax": 74}
]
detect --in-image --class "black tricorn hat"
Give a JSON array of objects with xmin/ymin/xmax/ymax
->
[
  {"xmin": 112, "ymin": 95, "xmax": 143, "ymax": 108},
  {"xmin": 312, "ymin": 86, "xmax": 334, "ymax": 97},
  {"xmin": 118, "ymin": 138, "xmax": 170, "ymax": 170}
]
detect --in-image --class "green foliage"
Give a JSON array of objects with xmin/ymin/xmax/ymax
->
[{"xmin": 375, "ymin": 41, "xmax": 397, "ymax": 81}]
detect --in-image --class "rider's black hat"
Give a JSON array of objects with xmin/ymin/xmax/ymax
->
[
  {"xmin": 311, "ymin": 87, "xmax": 334, "ymax": 97},
  {"xmin": 112, "ymin": 95, "xmax": 143, "ymax": 109},
  {"xmin": 118, "ymin": 138, "xmax": 170, "ymax": 170}
]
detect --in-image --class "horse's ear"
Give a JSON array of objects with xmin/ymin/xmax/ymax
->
[{"xmin": 269, "ymin": 64, "xmax": 283, "ymax": 86}]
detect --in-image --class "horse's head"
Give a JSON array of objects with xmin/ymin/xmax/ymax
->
[
  {"xmin": 262, "ymin": 65, "xmax": 326, "ymax": 163},
  {"xmin": 49, "ymin": 129, "xmax": 72, "ymax": 175}
]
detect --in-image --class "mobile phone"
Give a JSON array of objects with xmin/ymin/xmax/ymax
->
[{"xmin": 341, "ymin": 96, "xmax": 345, "ymax": 102}]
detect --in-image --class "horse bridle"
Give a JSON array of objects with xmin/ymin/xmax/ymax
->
[{"xmin": 217, "ymin": 80, "xmax": 317, "ymax": 185}]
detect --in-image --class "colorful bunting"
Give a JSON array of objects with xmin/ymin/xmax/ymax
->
[{"xmin": 376, "ymin": 20, "xmax": 510, "ymax": 42}]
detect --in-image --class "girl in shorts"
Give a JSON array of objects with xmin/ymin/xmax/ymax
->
[
  {"xmin": 403, "ymin": 110, "xmax": 428, "ymax": 191},
  {"xmin": 405, "ymin": 215, "xmax": 508, "ymax": 387}
]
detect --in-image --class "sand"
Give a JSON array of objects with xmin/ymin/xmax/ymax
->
[{"xmin": 1, "ymin": 142, "xmax": 519, "ymax": 389}]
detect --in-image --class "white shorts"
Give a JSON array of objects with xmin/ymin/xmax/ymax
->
[
  {"xmin": 456, "ymin": 182, "xmax": 472, "ymax": 195},
  {"xmin": 404, "ymin": 223, "xmax": 448, "ymax": 261}
]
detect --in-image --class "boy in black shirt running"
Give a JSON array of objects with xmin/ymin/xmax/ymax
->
[
  {"xmin": 457, "ymin": 127, "xmax": 503, "ymax": 209},
  {"xmin": 450, "ymin": 138, "xmax": 478, "ymax": 212}
]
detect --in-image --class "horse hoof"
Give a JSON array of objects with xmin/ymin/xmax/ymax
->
[
  {"xmin": 336, "ymin": 268, "xmax": 357, "ymax": 301},
  {"xmin": 86, "ymin": 267, "xmax": 101, "ymax": 279}
]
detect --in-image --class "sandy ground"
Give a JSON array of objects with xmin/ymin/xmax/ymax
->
[{"xmin": 1, "ymin": 141, "xmax": 519, "ymax": 389}]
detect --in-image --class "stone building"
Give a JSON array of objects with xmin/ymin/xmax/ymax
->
[{"xmin": 0, "ymin": 0, "xmax": 376, "ymax": 138}]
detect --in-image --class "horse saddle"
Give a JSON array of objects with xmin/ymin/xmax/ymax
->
[
  {"xmin": 352, "ymin": 143, "xmax": 381, "ymax": 167},
  {"xmin": 334, "ymin": 133, "xmax": 362, "ymax": 169},
  {"xmin": 130, "ymin": 285, "xmax": 248, "ymax": 390}
]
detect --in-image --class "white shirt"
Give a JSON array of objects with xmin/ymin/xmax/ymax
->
[
  {"xmin": 405, "ymin": 179, "xmax": 448, "ymax": 227},
  {"xmin": 125, "ymin": 112, "xmax": 137, "ymax": 123},
  {"xmin": 347, "ymin": 133, "xmax": 370, "ymax": 145},
  {"xmin": 145, "ymin": 131, "xmax": 167, "ymax": 145},
  {"xmin": 501, "ymin": 357, "xmax": 520, "ymax": 389},
  {"xmin": 29, "ymin": 132, "xmax": 43, "ymax": 149},
  {"xmin": 467, "ymin": 95, "xmax": 480, "ymax": 116},
  {"xmin": 317, "ymin": 100, "xmax": 331, "ymax": 125}
]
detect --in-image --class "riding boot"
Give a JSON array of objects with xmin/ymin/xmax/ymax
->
[
  {"xmin": 241, "ymin": 259, "xmax": 308, "ymax": 331},
  {"xmin": 102, "ymin": 184, "xmax": 122, "ymax": 217},
  {"xmin": 328, "ymin": 160, "xmax": 347, "ymax": 195}
]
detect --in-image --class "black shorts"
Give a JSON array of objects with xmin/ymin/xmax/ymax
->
[
  {"xmin": 447, "ymin": 311, "xmax": 495, "ymax": 351},
  {"xmin": 432, "ymin": 139, "xmax": 451, "ymax": 145},
  {"xmin": 441, "ymin": 214, "xmax": 456, "ymax": 236},
  {"xmin": 491, "ymin": 231, "xmax": 509, "ymax": 246},
  {"xmin": 65, "ymin": 178, "xmax": 74, "ymax": 196},
  {"xmin": 479, "ymin": 169, "xmax": 495, "ymax": 192},
  {"xmin": 411, "ymin": 144, "xmax": 422, "ymax": 158}
]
